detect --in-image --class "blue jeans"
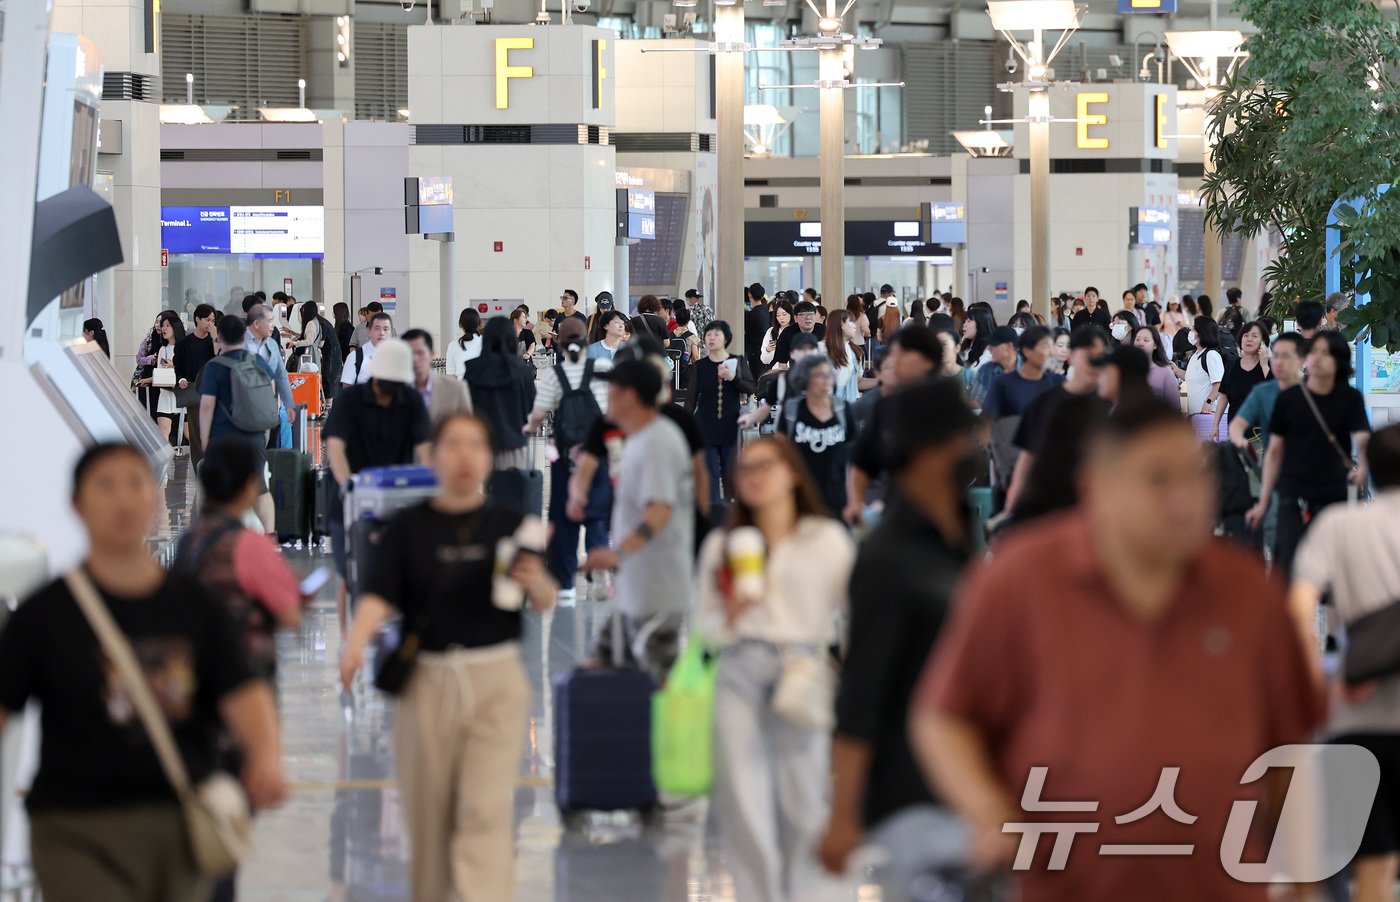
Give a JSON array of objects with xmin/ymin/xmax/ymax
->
[
  {"xmin": 705, "ymin": 442, "xmax": 738, "ymax": 507},
  {"xmin": 546, "ymin": 457, "xmax": 610, "ymax": 589}
]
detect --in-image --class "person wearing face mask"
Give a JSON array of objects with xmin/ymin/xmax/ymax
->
[
  {"xmin": 1183, "ymin": 316, "xmax": 1226, "ymax": 426},
  {"xmin": 1109, "ymin": 310, "xmax": 1138, "ymax": 345},
  {"xmin": 818, "ymin": 378, "xmax": 980, "ymax": 885},
  {"xmin": 324, "ymin": 338, "xmax": 432, "ymax": 612}
]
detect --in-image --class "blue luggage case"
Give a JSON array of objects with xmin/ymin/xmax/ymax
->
[
  {"xmin": 553, "ymin": 665, "xmax": 658, "ymax": 821},
  {"xmin": 347, "ymin": 465, "xmax": 437, "ymax": 522}
]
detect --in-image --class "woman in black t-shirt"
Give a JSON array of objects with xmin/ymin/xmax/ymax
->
[
  {"xmin": 0, "ymin": 443, "xmax": 285, "ymax": 902},
  {"xmin": 340, "ymin": 413, "xmax": 556, "ymax": 902},
  {"xmin": 774, "ymin": 355, "xmax": 850, "ymax": 516},
  {"xmin": 1210, "ymin": 321, "xmax": 1270, "ymax": 438}
]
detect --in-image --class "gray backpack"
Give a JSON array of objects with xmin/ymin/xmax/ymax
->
[{"xmin": 210, "ymin": 354, "xmax": 280, "ymax": 433}]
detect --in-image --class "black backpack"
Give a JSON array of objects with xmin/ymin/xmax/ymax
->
[{"xmin": 553, "ymin": 360, "xmax": 602, "ymax": 450}]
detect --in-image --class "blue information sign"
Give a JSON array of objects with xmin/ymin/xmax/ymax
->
[{"xmin": 1117, "ymin": 0, "xmax": 1177, "ymax": 12}]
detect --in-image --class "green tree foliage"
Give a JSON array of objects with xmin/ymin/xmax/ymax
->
[{"xmin": 1201, "ymin": 0, "xmax": 1400, "ymax": 348}]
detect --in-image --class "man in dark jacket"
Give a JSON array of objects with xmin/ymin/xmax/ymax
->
[{"xmin": 745, "ymin": 283, "xmax": 772, "ymax": 376}]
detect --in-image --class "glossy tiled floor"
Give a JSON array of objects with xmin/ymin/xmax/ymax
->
[{"xmin": 139, "ymin": 456, "xmax": 881, "ymax": 902}]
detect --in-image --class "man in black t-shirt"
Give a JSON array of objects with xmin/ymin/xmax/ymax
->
[
  {"xmin": 745, "ymin": 283, "xmax": 771, "ymax": 376},
  {"xmin": 174, "ymin": 303, "xmax": 218, "ymax": 464},
  {"xmin": 773, "ymin": 301, "xmax": 827, "ymax": 366},
  {"xmin": 553, "ymin": 290, "xmax": 589, "ymax": 362},
  {"xmin": 324, "ymin": 338, "xmax": 431, "ymax": 619},
  {"xmin": 1248, "ymin": 331, "xmax": 1371, "ymax": 573}
]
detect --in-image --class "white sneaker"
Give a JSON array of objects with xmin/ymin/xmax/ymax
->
[
  {"xmin": 557, "ymin": 587, "xmax": 577, "ymax": 606},
  {"xmin": 588, "ymin": 572, "xmax": 610, "ymax": 602}
]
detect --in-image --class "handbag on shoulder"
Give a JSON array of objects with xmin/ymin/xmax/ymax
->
[{"xmin": 64, "ymin": 570, "xmax": 252, "ymax": 877}]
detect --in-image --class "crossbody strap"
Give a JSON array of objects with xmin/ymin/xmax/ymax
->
[
  {"xmin": 64, "ymin": 569, "xmax": 193, "ymax": 798},
  {"xmin": 1299, "ymin": 384, "xmax": 1356, "ymax": 472}
]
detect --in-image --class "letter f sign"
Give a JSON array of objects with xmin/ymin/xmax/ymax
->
[{"xmin": 495, "ymin": 37, "xmax": 534, "ymax": 110}]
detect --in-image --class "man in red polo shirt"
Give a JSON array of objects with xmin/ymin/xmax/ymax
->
[{"xmin": 912, "ymin": 399, "xmax": 1325, "ymax": 901}]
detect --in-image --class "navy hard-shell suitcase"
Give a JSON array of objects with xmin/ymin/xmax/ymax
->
[{"xmin": 553, "ymin": 663, "xmax": 658, "ymax": 824}]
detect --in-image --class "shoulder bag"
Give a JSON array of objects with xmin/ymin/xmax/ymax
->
[{"xmin": 64, "ymin": 569, "xmax": 251, "ymax": 877}]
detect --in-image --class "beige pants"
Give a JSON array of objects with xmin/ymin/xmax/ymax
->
[
  {"xmin": 395, "ymin": 644, "xmax": 531, "ymax": 902},
  {"xmin": 30, "ymin": 802, "xmax": 209, "ymax": 902}
]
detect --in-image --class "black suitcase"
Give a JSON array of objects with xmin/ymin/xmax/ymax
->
[
  {"xmin": 487, "ymin": 467, "xmax": 544, "ymax": 517},
  {"xmin": 309, "ymin": 467, "xmax": 337, "ymax": 539},
  {"xmin": 267, "ymin": 449, "xmax": 310, "ymax": 542},
  {"xmin": 553, "ymin": 665, "xmax": 658, "ymax": 824}
]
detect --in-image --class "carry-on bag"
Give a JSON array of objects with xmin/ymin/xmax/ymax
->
[
  {"xmin": 553, "ymin": 614, "xmax": 658, "ymax": 824},
  {"xmin": 267, "ymin": 448, "xmax": 310, "ymax": 542},
  {"xmin": 651, "ymin": 640, "xmax": 716, "ymax": 796}
]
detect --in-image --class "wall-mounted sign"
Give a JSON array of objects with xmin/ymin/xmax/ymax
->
[
  {"xmin": 404, "ymin": 176, "xmax": 454, "ymax": 234},
  {"xmin": 745, "ymin": 221, "xmax": 952, "ymax": 259},
  {"xmin": 593, "ymin": 39, "xmax": 607, "ymax": 110},
  {"xmin": 921, "ymin": 202, "xmax": 968, "ymax": 245},
  {"xmin": 617, "ymin": 188, "xmax": 656, "ymax": 241},
  {"xmin": 1117, "ymin": 0, "xmax": 1178, "ymax": 11},
  {"xmin": 1154, "ymin": 94, "xmax": 1170, "ymax": 149},
  {"xmin": 1129, "ymin": 206, "xmax": 1173, "ymax": 246},
  {"xmin": 1076, "ymin": 92, "xmax": 1110, "ymax": 150},
  {"xmin": 160, "ymin": 206, "xmax": 324, "ymax": 257}
]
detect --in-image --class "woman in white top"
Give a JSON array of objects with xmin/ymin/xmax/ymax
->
[
  {"xmin": 289, "ymin": 300, "xmax": 324, "ymax": 371},
  {"xmin": 823, "ymin": 310, "xmax": 861, "ymax": 403},
  {"xmin": 1182, "ymin": 315, "xmax": 1225, "ymax": 416},
  {"xmin": 151, "ymin": 312, "xmax": 184, "ymax": 445},
  {"xmin": 759, "ymin": 299, "xmax": 795, "ymax": 369},
  {"xmin": 697, "ymin": 436, "xmax": 854, "ymax": 902},
  {"xmin": 445, "ymin": 308, "xmax": 483, "ymax": 379}
]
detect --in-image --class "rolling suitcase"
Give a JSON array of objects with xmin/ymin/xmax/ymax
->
[
  {"xmin": 553, "ymin": 615, "xmax": 659, "ymax": 826},
  {"xmin": 345, "ymin": 466, "xmax": 438, "ymax": 603},
  {"xmin": 267, "ymin": 448, "xmax": 310, "ymax": 542},
  {"xmin": 309, "ymin": 467, "xmax": 337, "ymax": 540}
]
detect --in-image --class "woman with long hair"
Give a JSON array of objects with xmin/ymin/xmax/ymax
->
[
  {"xmin": 1211, "ymin": 321, "xmax": 1271, "ymax": 438},
  {"xmin": 1046, "ymin": 327, "xmax": 1071, "ymax": 377},
  {"xmin": 332, "ymin": 302, "xmax": 354, "ymax": 360},
  {"xmin": 1091, "ymin": 298, "xmax": 1112, "ymax": 330},
  {"xmin": 446, "ymin": 308, "xmax": 483, "ymax": 379},
  {"xmin": 82, "ymin": 318, "xmax": 110, "ymax": 357},
  {"xmin": 947, "ymin": 296, "xmax": 966, "ymax": 334},
  {"xmin": 1183, "ymin": 315, "xmax": 1226, "ymax": 417},
  {"xmin": 1182, "ymin": 294, "xmax": 1199, "ymax": 319},
  {"xmin": 132, "ymin": 313, "xmax": 164, "ymax": 420},
  {"xmin": 289, "ymin": 301, "xmax": 324, "ymax": 370},
  {"xmin": 697, "ymin": 435, "xmax": 854, "ymax": 902},
  {"xmin": 341, "ymin": 414, "xmax": 555, "ymax": 902},
  {"xmin": 1132, "ymin": 325, "xmax": 1181, "ymax": 404},
  {"xmin": 960, "ymin": 306, "xmax": 997, "ymax": 368},
  {"xmin": 293, "ymin": 300, "xmax": 343, "ymax": 395},
  {"xmin": 463, "ymin": 317, "xmax": 537, "ymax": 470},
  {"xmin": 823, "ymin": 309, "xmax": 860, "ymax": 403},
  {"xmin": 509, "ymin": 308, "xmax": 536, "ymax": 358},
  {"xmin": 145, "ymin": 311, "xmax": 185, "ymax": 447},
  {"xmin": 760, "ymin": 299, "xmax": 795, "ymax": 370},
  {"xmin": 844, "ymin": 295, "xmax": 869, "ymax": 364}
]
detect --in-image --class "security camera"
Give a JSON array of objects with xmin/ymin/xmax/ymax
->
[
  {"xmin": 400, "ymin": 0, "xmax": 415, "ymax": 11},
  {"xmin": 1004, "ymin": 53, "xmax": 1019, "ymax": 76},
  {"xmin": 573, "ymin": 0, "xmax": 590, "ymax": 11},
  {"xmin": 1153, "ymin": 46, "xmax": 1166, "ymax": 64}
]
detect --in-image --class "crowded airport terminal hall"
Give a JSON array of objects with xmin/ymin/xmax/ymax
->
[{"xmin": 10, "ymin": 0, "xmax": 1400, "ymax": 898}]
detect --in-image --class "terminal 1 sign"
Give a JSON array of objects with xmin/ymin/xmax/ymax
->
[{"xmin": 161, "ymin": 206, "xmax": 325, "ymax": 257}]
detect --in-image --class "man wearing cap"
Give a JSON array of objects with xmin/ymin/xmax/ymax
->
[
  {"xmin": 774, "ymin": 300, "xmax": 827, "ymax": 366},
  {"xmin": 969, "ymin": 325, "xmax": 1019, "ymax": 411},
  {"xmin": 685, "ymin": 288, "xmax": 713, "ymax": 334},
  {"xmin": 819, "ymin": 378, "xmax": 979, "ymax": 882},
  {"xmin": 583, "ymin": 358, "xmax": 695, "ymax": 683},
  {"xmin": 324, "ymin": 337, "xmax": 432, "ymax": 618}
]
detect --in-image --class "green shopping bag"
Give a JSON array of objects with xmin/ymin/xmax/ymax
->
[{"xmin": 651, "ymin": 640, "xmax": 717, "ymax": 796}]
